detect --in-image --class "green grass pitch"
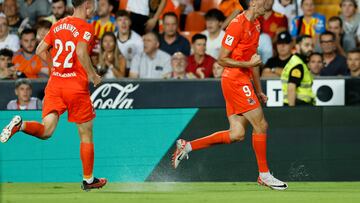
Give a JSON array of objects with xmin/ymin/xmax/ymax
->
[{"xmin": 1, "ymin": 182, "xmax": 360, "ymax": 203}]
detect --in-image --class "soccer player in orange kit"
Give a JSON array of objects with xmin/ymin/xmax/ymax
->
[
  {"xmin": 0, "ymin": 0, "xmax": 107, "ymax": 191},
  {"xmin": 172, "ymin": 0, "xmax": 288, "ymax": 190}
]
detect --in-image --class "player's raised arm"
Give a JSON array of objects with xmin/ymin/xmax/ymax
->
[
  {"xmin": 217, "ymin": 47, "xmax": 262, "ymax": 68},
  {"xmin": 76, "ymin": 41, "xmax": 101, "ymax": 87},
  {"xmin": 36, "ymin": 40, "xmax": 53, "ymax": 70}
]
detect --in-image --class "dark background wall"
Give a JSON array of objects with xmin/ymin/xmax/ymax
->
[{"xmin": 148, "ymin": 107, "xmax": 360, "ymax": 181}]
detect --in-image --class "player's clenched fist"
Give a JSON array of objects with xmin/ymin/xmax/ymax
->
[{"xmin": 249, "ymin": 54, "xmax": 262, "ymax": 67}]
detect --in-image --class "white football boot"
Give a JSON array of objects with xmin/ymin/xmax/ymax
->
[
  {"xmin": 172, "ymin": 139, "xmax": 189, "ymax": 169},
  {"xmin": 0, "ymin": 115, "xmax": 22, "ymax": 143},
  {"xmin": 258, "ymin": 173, "xmax": 288, "ymax": 190}
]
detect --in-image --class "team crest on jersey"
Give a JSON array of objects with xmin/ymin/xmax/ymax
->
[
  {"xmin": 83, "ymin": 31, "xmax": 91, "ymax": 41},
  {"xmin": 225, "ymin": 35, "xmax": 234, "ymax": 46},
  {"xmin": 248, "ymin": 98, "xmax": 256, "ymax": 105}
]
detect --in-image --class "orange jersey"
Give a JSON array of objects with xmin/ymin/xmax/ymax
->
[
  {"xmin": 44, "ymin": 16, "xmax": 95, "ymax": 91},
  {"xmin": 221, "ymin": 13, "xmax": 261, "ymax": 81},
  {"xmin": 13, "ymin": 50, "xmax": 49, "ymax": 79}
]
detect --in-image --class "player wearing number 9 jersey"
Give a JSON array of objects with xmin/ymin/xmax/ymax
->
[
  {"xmin": 172, "ymin": 0, "xmax": 288, "ymax": 191},
  {"xmin": 0, "ymin": 0, "xmax": 106, "ymax": 191}
]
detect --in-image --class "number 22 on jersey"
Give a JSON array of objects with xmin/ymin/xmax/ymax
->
[{"xmin": 53, "ymin": 39, "xmax": 76, "ymax": 68}]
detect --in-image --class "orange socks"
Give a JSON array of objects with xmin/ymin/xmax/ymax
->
[
  {"xmin": 80, "ymin": 142, "xmax": 94, "ymax": 179},
  {"xmin": 22, "ymin": 121, "xmax": 45, "ymax": 138},
  {"xmin": 190, "ymin": 130, "xmax": 231, "ymax": 151},
  {"xmin": 252, "ymin": 133, "xmax": 269, "ymax": 173}
]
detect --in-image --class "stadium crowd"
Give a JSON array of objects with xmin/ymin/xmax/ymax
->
[{"xmin": 0, "ymin": 0, "xmax": 359, "ymax": 81}]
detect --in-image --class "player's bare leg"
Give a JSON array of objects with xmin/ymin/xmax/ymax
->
[
  {"xmin": 243, "ymin": 107, "xmax": 288, "ymax": 190},
  {"xmin": 77, "ymin": 120, "xmax": 107, "ymax": 191},
  {"xmin": 172, "ymin": 114, "xmax": 248, "ymax": 168},
  {"xmin": 1, "ymin": 112, "xmax": 59, "ymax": 143}
]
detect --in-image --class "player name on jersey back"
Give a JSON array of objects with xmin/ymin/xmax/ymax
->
[{"xmin": 53, "ymin": 23, "xmax": 80, "ymax": 38}]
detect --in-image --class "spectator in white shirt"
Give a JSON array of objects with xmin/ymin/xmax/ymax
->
[
  {"xmin": 202, "ymin": 9, "xmax": 226, "ymax": 59},
  {"xmin": 0, "ymin": 13, "xmax": 19, "ymax": 52},
  {"xmin": 7, "ymin": 78, "xmax": 42, "ymax": 110},
  {"xmin": 129, "ymin": 32, "xmax": 171, "ymax": 79},
  {"xmin": 115, "ymin": 10, "xmax": 143, "ymax": 76}
]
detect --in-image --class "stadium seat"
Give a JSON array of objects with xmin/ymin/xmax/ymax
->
[
  {"xmin": 180, "ymin": 31, "xmax": 199, "ymax": 43},
  {"xmin": 200, "ymin": 0, "xmax": 221, "ymax": 12},
  {"xmin": 314, "ymin": 0, "xmax": 340, "ymax": 5},
  {"xmin": 315, "ymin": 4, "xmax": 341, "ymax": 20},
  {"xmin": 119, "ymin": 0, "xmax": 128, "ymax": 10},
  {"xmin": 185, "ymin": 11, "xmax": 206, "ymax": 31}
]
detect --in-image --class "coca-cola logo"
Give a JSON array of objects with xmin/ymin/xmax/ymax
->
[{"xmin": 91, "ymin": 83, "xmax": 139, "ymax": 109}]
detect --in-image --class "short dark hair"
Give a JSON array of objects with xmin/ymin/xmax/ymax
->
[
  {"xmin": 191, "ymin": 33, "xmax": 207, "ymax": 43},
  {"xmin": 146, "ymin": 31, "xmax": 160, "ymax": 42},
  {"xmin": 163, "ymin": 12, "xmax": 178, "ymax": 23},
  {"xmin": 205, "ymin": 9, "xmax": 225, "ymax": 22},
  {"xmin": 340, "ymin": 0, "xmax": 358, "ymax": 8},
  {"xmin": 53, "ymin": 0, "xmax": 67, "ymax": 6},
  {"xmin": 309, "ymin": 52, "xmax": 323, "ymax": 60},
  {"xmin": 296, "ymin": 35, "xmax": 312, "ymax": 44},
  {"xmin": 15, "ymin": 78, "xmax": 32, "ymax": 89},
  {"xmin": 0, "ymin": 48, "xmax": 13, "ymax": 58},
  {"xmin": 20, "ymin": 28, "xmax": 37, "ymax": 39},
  {"xmin": 301, "ymin": 0, "xmax": 311, "ymax": 6},
  {"xmin": 72, "ymin": 0, "xmax": 87, "ymax": 8},
  {"xmin": 320, "ymin": 30, "xmax": 336, "ymax": 41},
  {"xmin": 115, "ymin": 10, "xmax": 131, "ymax": 19},
  {"xmin": 36, "ymin": 20, "xmax": 52, "ymax": 30},
  {"xmin": 348, "ymin": 48, "xmax": 360, "ymax": 55},
  {"xmin": 328, "ymin": 16, "xmax": 343, "ymax": 28}
]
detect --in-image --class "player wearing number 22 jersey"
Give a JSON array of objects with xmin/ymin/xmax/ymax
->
[
  {"xmin": 43, "ymin": 17, "xmax": 96, "ymax": 122},
  {"xmin": 172, "ymin": 0, "xmax": 288, "ymax": 191},
  {"xmin": 0, "ymin": 0, "xmax": 106, "ymax": 191}
]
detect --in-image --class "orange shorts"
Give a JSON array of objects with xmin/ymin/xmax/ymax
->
[
  {"xmin": 221, "ymin": 77, "xmax": 260, "ymax": 117},
  {"xmin": 42, "ymin": 87, "xmax": 95, "ymax": 123}
]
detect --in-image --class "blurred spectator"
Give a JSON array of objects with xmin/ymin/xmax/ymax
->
[
  {"xmin": 19, "ymin": 0, "xmax": 51, "ymax": 26},
  {"xmin": 129, "ymin": 32, "xmax": 171, "ymax": 79},
  {"xmin": 202, "ymin": 9, "xmax": 226, "ymax": 59},
  {"xmin": 3, "ymin": 0, "xmax": 28, "ymax": 35},
  {"xmin": 7, "ymin": 78, "xmax": 42, "ymax": 110},
  {"xmin": 258, "ymin": 0, "xmax": 288, "ymax": 42},
  {"xmin": 115, "ymin": 10, "xmax": 143, "ymax": 76},
  {"xmin": 158, "ymin": 0, "xmax": 182, "ymax": 33},
  {"xmin": 178, "ymin": 0, "xmax": 194, "ymax": 30},
  {"xmin": 212, "ymin": 62, "xmax": 224, "ymax": 78},
  {"xmin": 308, "ymin": 52, "xmax": 323, "ymax": 76},
  {"xmin": 0, "ymin": 48, "xmax": 16, "ymax": 79},
  {"xmin": 262, "ymin": 31, "xmax": 293, "ymax": 77},
  {"xmin": 327, "ymin": 16, "xmax": 356, "ymax": 55},
  {"xmin": 97, "ymin": 32, "xmax": 126, "ymax": 79},
  {"xmin": 13, "ymin": 29, "xmax": 49, "ymax": 79},
  {"xmin": 127, "ymin": 0, "xmax": 166, "ymax": 35},
  {"xmin": 290, "ymin": 0, "xmax": 325, "ymax": 43},
  {"xmin": 347, "ymin": 48, "xmax": 360, "ymax": 77},
  {"xmin": 89, "ymin": 0, "xmax": 115, "ymax": 40},
  {"xmin": 35, "ymin": 20, "xmax": 52, "ymax": 44},
  {"xmin": 43, "ymin": 0, "xmax": 68, "ymax": 24},
  {"xmin": 257, "ymin": 33, "xmax": 273, "ymax": 65},
  {"xmin": 273, "ymin": 0, "xmax": 303, "ymax": 28},
  {"xmin": 164, "ymin": 51, "xmax": 196, "ymax": 79},
  {"xmin": 339, "ymin": 0, "xmax": 360, "ymax": 42},
  {"xmin": 319, "ymin": 31, "xmax": 349, "ymax": 76},
  {"xmin": 159, "ymin": 12, "xmax": 190, "ymax": 56},
  {"xmin": 0, "ymin": 13, "xmax": 19, "ymax": 52},
  {"xmin": 186, "ymin": 34, "xmax": 215, "ymax": 79}
]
